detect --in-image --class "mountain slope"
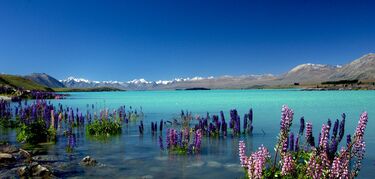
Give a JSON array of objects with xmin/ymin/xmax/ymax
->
[
  {"xmin": 25, "ymin": 73, "xmax": 65, "ymax": 88},
  {"xmin": 0, "ymin": 74, "xmax": 52, "ymax": 91},
  {"xmin": 280, "ymin": 63, "xmax": 340, "ymax": 83},
  {"xmin": 329, "ymin": 53, "xmax": 375, "ymax": 80}
]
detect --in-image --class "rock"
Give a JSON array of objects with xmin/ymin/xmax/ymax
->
[
  {"xmin": 1, "ymin": 145, "xmax": 19, "ymax": 154},
  {"xmin": 0, "ymin": 152, "xmax": 14, "ymax": 162},
  {"xmin": 17, "ymin": 166, "xmax": 30, "ymax": 177},
  {"xmin": 81, "ymin": 156, "xmax": 97, "ymax": 166},
  {"xmin": 31, "ymin": 164, "xmax": 50, "ymax": 177},
  {"xmin": 19, "ymin": 148, "xmax": 32, "ymax": 160}
]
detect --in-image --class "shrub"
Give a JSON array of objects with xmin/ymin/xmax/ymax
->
[{"xmin": 86, "ymin": 119, "xmax": 122, "ymax": 136}]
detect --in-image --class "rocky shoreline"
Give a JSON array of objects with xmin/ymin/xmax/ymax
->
[{"xmin": 0, "ymin": 143, "xmax": 98, "ymax": 178}]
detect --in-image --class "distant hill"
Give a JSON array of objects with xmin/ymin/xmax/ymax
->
[
  {"xmin": 0, "ymin": 74, "xmax": 52, "ymax": 91},
  {"xmin": 279, "ymin": 63, "xmax": 339, "ymax": 83},
  {"xmin": 25, "ymin": 73, "xmax": 65, "ymax": 88},
  {"xmin": 329, "ymin": 53, "xmax": 375, "ymax": 80}
]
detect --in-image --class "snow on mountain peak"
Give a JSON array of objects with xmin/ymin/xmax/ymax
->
[
  {"xmin": 127, "ymin": 79, "xmax": 151, "ymax": 84},
  {"xmin": 61, "ymin": 76, "xmax": 91, "ymax": 83},
  {"xmin": 61, "ymin": 76, "xmax": 216, "ymax": 86}
]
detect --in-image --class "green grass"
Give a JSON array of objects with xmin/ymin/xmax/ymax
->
[{"xmin": 0, "ymin": 74, "xmax": 52, "ymax": 91}]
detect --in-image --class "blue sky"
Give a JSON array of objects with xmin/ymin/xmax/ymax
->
[{"xmin": 0, "ymin": 0, "xmax": 374, "ymax": 81}]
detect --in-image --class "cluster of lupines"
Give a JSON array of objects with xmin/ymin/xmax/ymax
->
[
  {"xmin": 193, "ymin": 109, "xmax": 253, "ymax": 137},
  {"xmin": 160, "ymin": 127, "xmax": 202, "ymax": 154},
  {"xmin": 2, "ymin": 98, "xmax": 140, "ymax": 143},
  {"xmin": 13, "ymin": 100, "xmax": 58, "ymax": 143},
  {"xmin": 85, "ymin": 108, "xmax": 122, "ymax": 136},
  {"xmin": 239, "ymin": 105, "xmax": 369, "ymax": 179},
  {"xmin": 64, "ymin": 127, "xmax": 77, "ymax": 153},
  {"xmin": 0, "ymin": 99, "xmax": 13, "ymax": 127},
  {"xmin": 239, "ymin": 141, "xmax": 270, "ymax": 179}
]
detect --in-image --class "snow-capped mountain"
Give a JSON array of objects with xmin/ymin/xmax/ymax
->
[
  {"xmin": 60, "ymin": 76, "xmax": 217, "ymax": 90},
  {"xmin": 59, "ymin": 53, "xmax": 375, "ymax": 90}
]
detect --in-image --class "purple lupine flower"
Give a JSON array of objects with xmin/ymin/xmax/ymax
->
[
  {"xmin": 229, "ymin": 109, "xmax": 236, "ymax": 129},
  {"xmin": 281, "ymin": 153, "xmax": 295, "ymax": 176},
  {"xmin": 326, "ymin": 119, "xmax": 332, "ymax": 140},
  {"xmin": 154, "ymin": 122, "xmax": 157, "ymax": 133},
  {"xmin": 220, "ymin": 111, "xmax": 226, "ymax": 124},
  {"xmin": 289, "ymin": 132, "xmax": 294, "ymax": 151},
  {"xmin": 328, "ymin": 138, "xmax": 338, "ymax": 160},
  {"xmin": 299, "ymin": 117, "xmax": 305, "ymax": 135},
  {"xmin": 249, "ymin": 108, "xmax": 253, "ymax": 131},
  {"xmin": 151, "ymin": 122, "xmax": 154, "ymax": 133},
  {"xmin": 338, "ymin": 113, "xmax": 346, "ymax": 143},
  {"xmin": 346, "ymin": 134, "xmax": 351, "ymax": 148},
  {"xmin": 332, "ymin": 119, "xmax": 339, "ymax": 139},
  {"xmin": 222, "ymin": 122, "xmax": 227, "ymax": 136},
  {"xmin": 166, "ymin": 129, "xmax": 171, "ymax": 149},
  {"xmin": 239, "ymin": 141, "xmax": 248, "ymax": 167},
  {"xmin": 159, "ymin": 120, "xmax": 163, "ymax": 131},
  {"xmin": 235, "ymin": 115, "xmax": 241, "ymax": 135},
  {"xmin": 243, "ymin": 114, "xmax": 248, "ymax": 132},
  {"xmin": 194, "ymin": 129, "xmax": 202, "ymax": 152},
  {"xmin": 294, "ymin": 136, "xmax": 299, "ymax": 152},
  {"xmin": 327, "ymin": 119, "xmax": 332, "ymax": 129}
]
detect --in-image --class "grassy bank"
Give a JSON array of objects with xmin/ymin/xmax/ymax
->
[{"xmin": 53, "ymin": 87, "xmax": 124, "ymax": 92}]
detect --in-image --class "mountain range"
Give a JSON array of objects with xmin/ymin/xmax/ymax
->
[
  {"xmin": 57, "ymin": 53, "xmax": 375, "ymax": 90},
  {"xmin": 7, "ymin": 53, "xmax": 374, "ymax": 90}
]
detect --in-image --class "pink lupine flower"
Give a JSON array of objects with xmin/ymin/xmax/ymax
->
[
  {"xmin": 319, "ymin": 124, "xmax": 330, "ymax": 151},
  {"xmin": 246, "ymin": 145, "xmax": 270, "ymax": 179},
  {"xmin": 239, "ymin": 141, "xmax": 248, "ymax": 167},
  {"xmin": 281, "ymin": 153, "xmax": 294, "ymax": 176},
  {"xmin": 278, "ymin": 105, "xmax": 294, "ymax": 156},
  {"xmin": 306, "ymin": 151, "xmax": 323, "ymax": 179},
  {"xmin": 330, "ymin": 148, "xmax": 349, "ymax": 179}
]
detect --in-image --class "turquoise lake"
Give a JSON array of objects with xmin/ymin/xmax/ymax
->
[{"xmin": 1, "ymin": 89, "xmax": 375, "ymax": 178}]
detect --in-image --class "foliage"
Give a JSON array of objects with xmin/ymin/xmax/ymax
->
[
  {"xmin": 86, "ymin": 118, "xmax": 122, "ymax": 136},
  {"xmin": 16, "ymin": 119, "xmax": 56, "ymax": 144}
]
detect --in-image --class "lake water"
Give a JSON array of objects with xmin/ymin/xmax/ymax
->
[{"xmin": 1, "ymin": 89, "xmax": 375, "ymax": 178}]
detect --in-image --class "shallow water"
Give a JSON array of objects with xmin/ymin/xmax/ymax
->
[{"xmin": 1, "ymin": 89, "xmax": 375, "ymax": 178}]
